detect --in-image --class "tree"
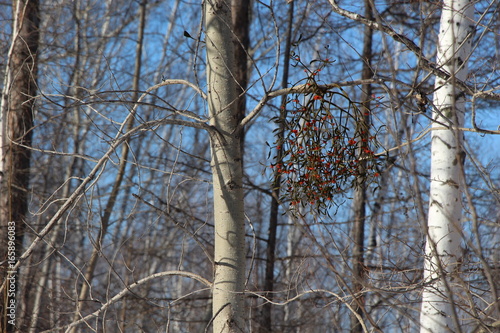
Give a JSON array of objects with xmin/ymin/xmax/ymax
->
[
  {"xmin": 350, "ymin": 1, "xmax": 374, "ymax": 332},
  {"xmin": 205, "ymin": 0, "xmax": 246, "ymax": 331},
  {"xmin": 420, "ymin": 0, "xmax": 474, "ymax": 331},
  {"xmin": 0, "ymin": 0, "xmax": 39, "ymax": 331},
  {"xmin": 261, "ymin": 1, "xmax": 294, "ymax": 331},
  {"xmin": 231, "ymin": 0, "xmax": 250, "ymax": 156}
]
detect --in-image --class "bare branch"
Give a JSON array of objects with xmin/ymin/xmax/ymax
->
[
  {"xmin": 326, "ymin": 0, "xmax": 500, "ymax": 101},
  {"xmin": 39, "ymin": 271, "xmax": 211, "ymax": 333}
]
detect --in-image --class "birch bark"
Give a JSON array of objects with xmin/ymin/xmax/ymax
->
[
  {"xmin": 420, "ymin": 1, "xmax": 474, "ymax": 332},
  {"xmin": 205, "ymin": 1, "xmax": 246, "ymax": 332}
]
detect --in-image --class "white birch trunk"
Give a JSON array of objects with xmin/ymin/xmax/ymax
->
[
  {"xmin": 420, "ymin": 1, "xmax": 474, "ymax": 332},
  {"xmin": 205, "ymin": 1, "xmax": 246, "ymax": 332}
]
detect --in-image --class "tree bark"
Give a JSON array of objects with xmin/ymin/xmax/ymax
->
[
  {"xmin": 420, "ymin": 1, "xmax": 474, "ymax": 332},
  {"xmin": 205, "ymin": 1, "xmax": 246, "ymax": 332},
  {"xmin": 231, "ymin": 0, "xmax": 250, "ymax": 158},
  {"xmin": 350, "ymin": 1, "xmax": 373, "ymax": 332},
  {"xmin": 260, "ymin": 1, "xmax": 294, "ymax": 332},
  {"xmin": 0, "ymin": 1, "xmax": 39, "ymax": 331}
]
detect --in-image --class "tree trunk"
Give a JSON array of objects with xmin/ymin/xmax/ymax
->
[
  {"xmin": 231, "ymin": 0, "xmax": 250, "ymax": 159},
  {"xmin": 205, "ymin": 1, "xmax": 246, "ymax": 332},
  {"xmin": 420, "ymin": 0, "xmax": 474, "ymax": 332},
  {"xmin": 350, "ymin": 1, "xmax": 373, "ymax": 332},
  {"xmin": 261, "ymin": 1, "xmax": 294, "ymax": 332},
  {"xmin": 0, "ymin": 1, "xmax": 39, "ymax": 331}
]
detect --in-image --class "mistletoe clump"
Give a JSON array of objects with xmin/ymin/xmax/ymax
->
[{"xmin": 270, "ymin": 55, "xmax": 382, "ymax": 213}]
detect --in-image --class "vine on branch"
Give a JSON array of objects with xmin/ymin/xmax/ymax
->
[{"xmin": 270, "ymin": 53, "xmax": 383, "ymax": 214}]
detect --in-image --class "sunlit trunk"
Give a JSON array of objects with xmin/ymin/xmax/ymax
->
[
  {"xmin": 205, "ymin": 1, "xmax": 246, "ymax": 332},
  {"xmin": 420, "ymin": 1, "xmax": 474, "ymax": 332}
]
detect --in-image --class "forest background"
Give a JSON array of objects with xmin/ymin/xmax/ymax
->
[{"xmin": 0, "ymin": 0, "xmax": 499, "ymax": 332}]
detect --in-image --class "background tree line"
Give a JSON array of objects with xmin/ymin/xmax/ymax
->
[{"xmin": 1, "ymin": 0, "xmax": 499, "ymax": 332}]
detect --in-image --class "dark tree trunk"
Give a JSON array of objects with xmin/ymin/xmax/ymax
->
[
  {"xmin": 231, "ymin": 0, "xmax": 251, "ymax": 158},
  {"xmin": 1, "ymin": 1, "xmax": 39, "ymax": 332},
  {"xmin": 350, "ymin": 0, "xmax": 373, "ymax": 332},
  {"xmin": 260, "ymin": 2, "xmax": 294, "ymax": 332}
]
